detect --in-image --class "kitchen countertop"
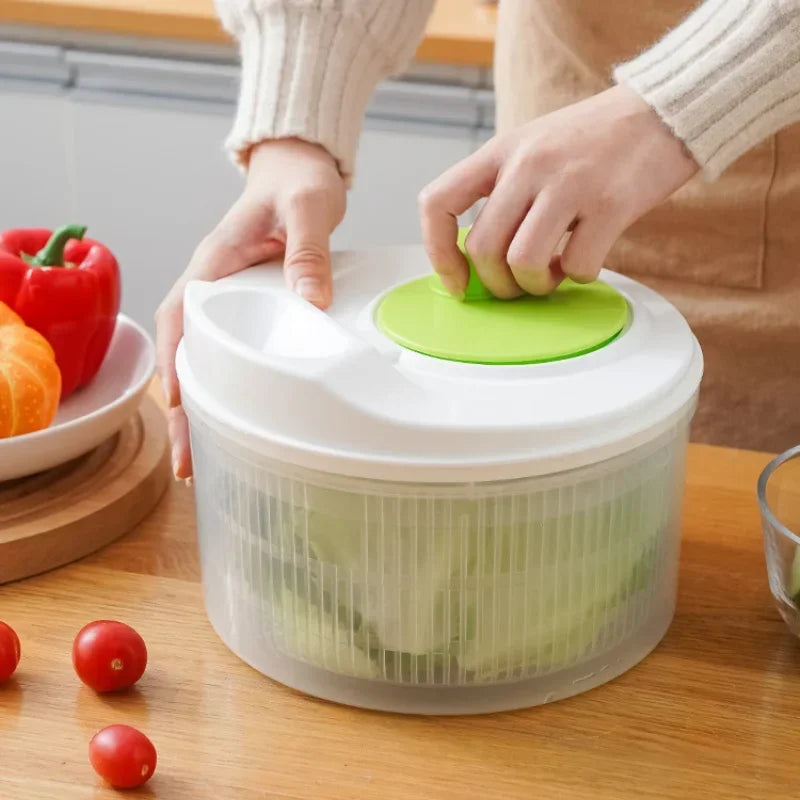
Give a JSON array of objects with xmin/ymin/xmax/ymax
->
[
  {"xmin": 1, "ymin": 386, "xmax": 798, "ymax": 799},
  {"xmin": 0, "ymin": 0, "xmax": 496, "ymax": 66}
]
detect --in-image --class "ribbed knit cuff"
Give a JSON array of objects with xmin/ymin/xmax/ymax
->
[
  {"xmin": 614, "ymin": 0, "xmax": 800, "ymax": 180},
  {"xmin": 221, "ymin": 5, "xmax": 391, "ymax": 181}
]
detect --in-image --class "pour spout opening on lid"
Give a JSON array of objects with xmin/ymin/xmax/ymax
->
[{"xmin": 184, "ymin": 280, "xmax": 362, "ymax": 364}]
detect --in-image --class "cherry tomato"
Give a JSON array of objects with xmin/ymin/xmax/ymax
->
[
  {"xmin": 72, "ymin": 620, "xmax": 147, "ymax": 692},
  {"xmin": 89, "ymin": 724, "xmax": 157, "ymax": 789},
  {"xmin": 0, "ymin": 621, "xmax": 20, "ymax": 683}
]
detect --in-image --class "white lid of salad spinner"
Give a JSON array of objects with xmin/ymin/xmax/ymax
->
[{"xmin": 176, "ymin": 244, "xmax": 703, "ymax": 483}]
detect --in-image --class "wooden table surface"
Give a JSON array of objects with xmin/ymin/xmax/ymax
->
[
  {"xmin": 1, "ymin": 391, "xmax": 798, "ymax": 799},
  {"xmin": 0, "ymin": 0, "xmax": 496, "ymax": 66}
]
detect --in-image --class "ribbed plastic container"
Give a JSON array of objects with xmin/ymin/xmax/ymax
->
[{"xmin": 188, "ymin": 409, "xmax": 690, "ymax": 714}]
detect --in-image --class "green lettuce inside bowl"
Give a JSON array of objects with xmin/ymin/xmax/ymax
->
[{"xmin": 218, "ymin": 452, "xmax": 676, "ymax": 684}]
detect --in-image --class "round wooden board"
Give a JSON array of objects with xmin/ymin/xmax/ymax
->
[{"xmin": 0, "ymin": 395, "xmax": 171, "ymax": 584}]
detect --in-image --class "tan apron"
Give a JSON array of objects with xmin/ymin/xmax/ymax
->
[{"xmin": 494, "ymin": 0, "xmax": 800, "ymax": 453}]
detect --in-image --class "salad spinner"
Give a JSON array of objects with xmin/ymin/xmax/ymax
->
[{"xmin": 176, "ymin": 235, "xmax": 703, "ymax": 714}]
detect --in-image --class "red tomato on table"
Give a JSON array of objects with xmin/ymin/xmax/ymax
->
[
  {"xmin": 72, "ymin": 620, "xmax": 147, "ymax": 692},
  {"xmin": 89, "ymin": 724, "xmax": 157, "ymax": 789},
  {"xmin": 0, "ymin": 621, "xmax": 20, "ymax": 682}
]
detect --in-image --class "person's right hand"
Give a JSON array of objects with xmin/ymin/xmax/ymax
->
[
  {"xmin": 156, "ymin": 138, "xmax": 346, "ymax": 480},
  {"xmin": 418, "ymin": 86, "xmax": 698, "ymax": 299}
]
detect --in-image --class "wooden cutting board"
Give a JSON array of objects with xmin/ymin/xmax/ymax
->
[{"xmin": 0, "ymin": 395, "xmax": 171, "ymax": 584}]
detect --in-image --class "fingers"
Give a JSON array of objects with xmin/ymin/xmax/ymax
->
[
  {"xmin": 283, "ymin": 189, "xmax": 335, "ymax": 309},
  {"xmin": 547, "ymin": 253, "xmax": 567, "ymax": 289},
  {"xmin": 419, "ymin": 144, "xmax": 500, "ymax": 297},
  {"xmin": 464, "ymin": 175, "xmax": 530, "ymax": 299},
  {"xmin": 249, "ymin": 139, "xmax": 345, "ymax": 308},
  {"xmin": 157, "ymin": 196, "xmax": 287, "ymax": 391},
  {"xmin": 155, "ymin": 285, "xmax": 186, "ymax": 409},
  {"xmin": 155, "ymin": 203, "xmax": 283, "ymax": 479},
  {"xmin": 507, "ymin": 191, "xmax": 577, "ymax": 295},
  {"xmin": 167, "ymin": 405, "xmax": 193, "ymax": 480},
  {"xmin": 560, "ymin": 216, "xmax": 618, "ymax": 284}
]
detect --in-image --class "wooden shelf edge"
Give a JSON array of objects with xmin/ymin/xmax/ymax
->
[{"xmin": 1, "ymin": 1, "xmax": 495, "ymax": 66}]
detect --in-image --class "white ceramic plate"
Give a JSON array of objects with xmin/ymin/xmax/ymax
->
[{"xmin": 0, "ymin": 314, "xmax": 156, "ymax": 482}]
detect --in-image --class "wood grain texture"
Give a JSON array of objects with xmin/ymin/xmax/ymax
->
[
  {"xmin": 0, "ymin": 387, "xmax": 797, "ymax": 799},
  {"xmin": 0, "ymin": 0, "xmax": 496, "ymax": 66},
  {"xmin": 0, "ymin": 395, "xmax": 171, "ymax": 584}
]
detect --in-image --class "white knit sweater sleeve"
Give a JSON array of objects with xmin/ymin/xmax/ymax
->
[
  {"xmin": 614, "ymin": 0, "xmax": 800, "ymax": 180},
  {"xmin": 215, "ymin": 0, "xmax": 435, "ymax": 179}
]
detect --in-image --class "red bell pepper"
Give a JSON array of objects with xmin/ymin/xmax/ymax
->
[{"xmin": 0, "ymin": 225, "xmax": 120, "ymax": 399}]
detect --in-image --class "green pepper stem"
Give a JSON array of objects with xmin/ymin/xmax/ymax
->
[{"xmin": 31, "ymin": 224, "xmax": 87, "ymax": 267}]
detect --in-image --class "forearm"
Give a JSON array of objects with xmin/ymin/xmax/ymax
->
[
  {"xmin": 215, "ymin": 0, "xmax": 435, "ymax": 180},
  {"xmin": 615, "ymin": 0, "xmax": 800, "ymax": 179}
]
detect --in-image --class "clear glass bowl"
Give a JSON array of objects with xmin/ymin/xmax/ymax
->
[{"xmin": 759, "ymin": 446, "xmax": 800, "ymax": 635}]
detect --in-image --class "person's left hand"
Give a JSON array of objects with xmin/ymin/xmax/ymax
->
[
  {"xmin": 418, "ymin": 85, "xmax": 698, "ymax": 298},
  {"xmin": 155, "ymin": 138, "xmax": 346, "ymax": 480}
]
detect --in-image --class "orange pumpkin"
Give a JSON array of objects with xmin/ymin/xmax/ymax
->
[{"xmin": 0, "ymin": 301, "xmax": 61, "ymax": 438}]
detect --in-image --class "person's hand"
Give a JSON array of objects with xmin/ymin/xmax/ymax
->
[
  {"xmin": 418, "ymin": 85, "xmax": 698, "ymax": 298},
  {"xmin": 156, "ymin": 138, "xmax": 346, "ymax": 479}
]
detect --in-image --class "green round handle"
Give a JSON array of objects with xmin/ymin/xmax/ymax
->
[{"xmin": 377, "ymin": 224, "xmax": 630, "ymax": 365}]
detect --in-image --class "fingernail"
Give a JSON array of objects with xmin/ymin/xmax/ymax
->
[
  {"xmin": 172, "ymin": 455, "xmax": 181, "ymax": 480},
  {"xmin": 184, "ymin": 477, "xmax": 194, "ymax": 489},
  {"xmin": 441, "ymin": 276, "xmax": 465, "ymax": 301},
  {"xmin": 294, "ymin": 277, "xmax": 325, "ymax": 305},
  {"xmin": 570, "ymin": 269, "xmax": 596, "ymax": 285}
]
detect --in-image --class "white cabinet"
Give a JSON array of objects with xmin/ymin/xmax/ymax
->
[
  {"xmin": 64, "ymin": 52, "xmax": 484, "ymax": 329},
  {"xmin": 66, "ymin": 52, "xmax": 243, "ymax": 331},
  {"xmin": 0, "ymin": 43, "xmax": 72, "ymax": 228},
  {"xmin": 334, "ymin": 80, "xmax": 484, "ymax": 247},
  {"xmin": 0, "ymin": 87, "xmax": 73, "ymax": 228},
  {"xmin": 333, "ymin": 119, "xmax": 474, "ymax": 250},
  {"xmin": 70, "ymin": 98, "xmax": 241, "ymax": 331},
  {"xmin": 0, "ymin": 40, "xmax": 493, "ymax": 332}
]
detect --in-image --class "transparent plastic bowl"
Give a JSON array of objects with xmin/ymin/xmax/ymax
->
[
  {"xmin": 186, "ymin": 401, "xmax": 694, "ymax": 714},
  {"xmin": 759, "ymin": 445, "xmax": 800, "ymax": 636}
]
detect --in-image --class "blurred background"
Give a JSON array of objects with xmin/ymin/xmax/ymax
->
[{"xmin": 0, "ymin": 0, "xmax": 496, "ymax": 333}]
